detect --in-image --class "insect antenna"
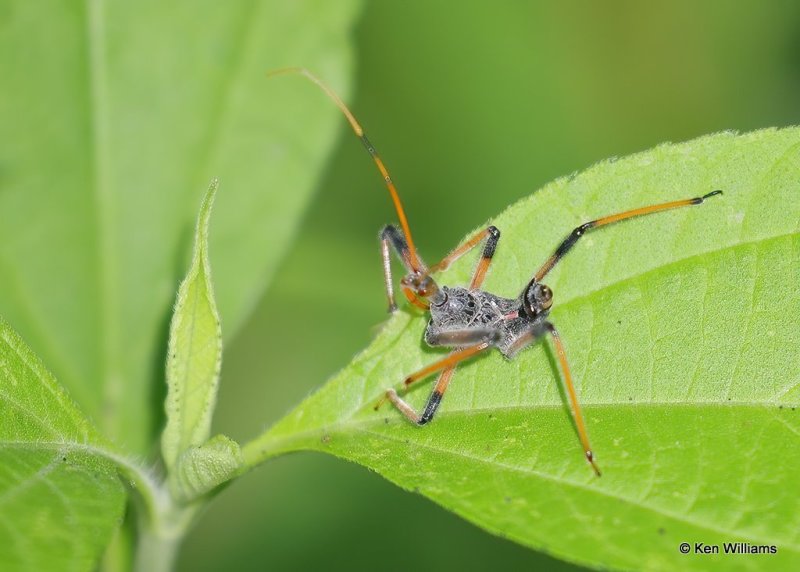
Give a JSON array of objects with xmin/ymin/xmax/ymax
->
[{"xmin": 268, "ymin": 67, "xmax": 425, "ymax": 273}]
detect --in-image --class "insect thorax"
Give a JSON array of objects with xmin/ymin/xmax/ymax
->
[{"xmin": 424, "ymin": 286, "xmax": 543, "ymax": 356}]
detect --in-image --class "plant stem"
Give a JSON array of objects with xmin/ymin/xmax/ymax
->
[
  {"xmin": 96, "ymin": 448, "xmax": 197, "ymax": 572},
  {"xmin": 134, "ymin": 519, "xmax": 181, "ymax": 572},
  {"xmin": 241, "ymin": 425, "xmax": 321, "ymax": 469},
  {"xmin": 132, "ymin": 492, "xmax": 197, "ymax": 572}
]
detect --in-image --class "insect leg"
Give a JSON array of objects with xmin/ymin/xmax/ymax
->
[
  {"xmin": 428, "ymin": 226, "xmax": 501, "ymax": 290},
  {"xmin": 374, "ymin": 341, "xmax": 491, "ymax": 419},
  {"xmin": 425, "ymin": 327, "xmax": 501, "ymax": 347},
  {"xmin": 408, "ymin": 326, "xmax": 500, "ymax": 424},
  {"xmin": 402, "ymin": 342, "xmax": 490, "ymax": 387},
  {"xmin": 408, "ymin": 224, "xmax": 501, "ymax": 308},
  {"xmin": 380, "ymin": 225, "xmax": 422, "ymax": 312},
  {"xmin": 533, "ymin": 190, "xmax": 723, "ymax": 282},
  {"xmin": 544, "ymin": 322, "xmax": 601, "ymax": 476},
  {"xmin": 384, "ymin": 366, "xmax": 459, "ymax": 425},
  {"xmin": 469, "ymin": 226, "xmax": 501, "ymax": 289}
]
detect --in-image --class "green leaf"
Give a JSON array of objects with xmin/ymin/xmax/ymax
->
[
  {"xmin": 244, "ymin": 129, "xmax": 800, "ymax": 571},
  {"xmin": 0, "ymin": 316, "xmax": 127, "ymax": 571},
  {"xmin": 172, "ymin": 434, "xmax": 243, "ymax": 504},
  {"xmin": 0, "ymin": 0, "xmax": 361, "ymax": 454},
  {"xmin": 162, "ymin": 180, "xmax": 223, "ymax": 475},
  {"xmin": 161, "ymin": 181, "xmax": 242, "ymax": 502}
]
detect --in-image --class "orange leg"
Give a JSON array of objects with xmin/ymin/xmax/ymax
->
[
  {"xmin": 428, "ymin": 226, "xmax": 497, "ymax": 271},
  {"xmin": 384, "ymin": 367, "xmax": 457, "ymax": 425},
  {"xmin": 374, "ymin": 342, "xmax": 490, "ymax": 420},
  {"xmin": 426, "ymin": 226, "xmax": 501, "ymax": 291},
  {"xmin": 545, "ymin": 322, "xmax": 601, "ymax": 476},
  {"xmin": 505, "ymin": 321, "xmax": 601, "ymax": 476},
  {"xmin": 468, "ymin": 226, "xmax": 500, "ymax": 290},
  {"xmin": 403, "ymin": 342, "xmax": 490, "ymax": 387},
  {"xmin": 534, "ymin": 190, "xmax": 723, "ymax": 282}
]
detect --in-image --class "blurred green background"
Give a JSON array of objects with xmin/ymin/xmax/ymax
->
[{"xmin": 178, "ymin": 1, "xmax": 800, "ymax": 571}]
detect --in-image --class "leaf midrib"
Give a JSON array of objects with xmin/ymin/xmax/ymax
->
[
  {"xmin": 86, "ymin": 0, "xmax": 121, "ymax": 440},
  {"xmin": 355, "ymin": 426, "xmax": 800, "ymax": 555},
  {"xmin": 0, "ymin": 439, "xmax": 161, "ymax": 510},
  {"xmin": 269, "ymin": 400, "xmax": 795, "ymax": 439},
  {"xmin": 250, "ymin": 403, "xmax": 796, "ymax": 467},
  {"xmin": 249, "ymin": 403, "xmax": 799, "ymax": 555}
]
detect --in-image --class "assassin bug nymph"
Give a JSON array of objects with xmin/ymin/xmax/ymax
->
[{"xmin": 271, "ymin": 68, "xmax": 722, "ymax": 476}]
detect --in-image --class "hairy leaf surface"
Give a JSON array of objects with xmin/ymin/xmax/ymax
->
[
  {"xmin": 162, "ymin": 181, "xmax": 223, "ymax": 473},
  {"xmin": 246, "ymin": 129, "xmax": 800, "ymax": 571},
  {"xmin": 162, "ymin": 181, "xmax": 242, "ymax": 501},
  {"xmin": 0, "ymin": 318, "xmax": 126, "ymax": 571}
]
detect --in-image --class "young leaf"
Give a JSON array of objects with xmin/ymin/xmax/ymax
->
[
  {"xmin": 172, "ymin": 434, "xmax": 243, "ymax": 504},
  {"xmin": 0, "ymin": 316, "xmax": 127, "ymax": 571},
  {"xmin": 162, "ymin": 181, "xmax": 227, "ymax": 483},
  {"xmin": 244, "ymin": 129, "xmax": 800, "ymax": 571},
  {"xmin": 0, "ymin": 0, "xmax": 361, "ymax": 454}
]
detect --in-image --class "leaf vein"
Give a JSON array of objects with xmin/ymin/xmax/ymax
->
[{"xmin": 354, "ymin": 426, "xmax": 800, "ymax": 552}]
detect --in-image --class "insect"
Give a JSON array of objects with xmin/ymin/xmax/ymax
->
[{"xmin": 271, "ymin": 68, "xmax": 722, "ymax": 476}]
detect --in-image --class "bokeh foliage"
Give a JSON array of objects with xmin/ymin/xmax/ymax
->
[
  {"xmin": 182, "ymin": 1, "xmax": 800, "ymax": 571},
  {"xmin": 1, "ymin": 1, "xmax": 799, "ymax": 571},
  {"xmin": 0, "ymin": 0, "xmax": 359, "ymax": 569},
  {"xmin": 0, "ymin": 0, "xmax": 359, "ymax": 458}
]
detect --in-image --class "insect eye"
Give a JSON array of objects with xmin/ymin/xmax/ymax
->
[{"xmin": 539, "ymin": 284, "xmax": 553, "ymax": 309}]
